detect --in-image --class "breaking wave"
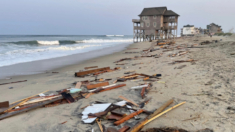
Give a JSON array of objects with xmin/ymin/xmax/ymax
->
[
  {"xmin": 76, "ymin": 39, "xmax": 132, "ymax": 43},
  {"xmin": 10, "ymin": 39, "xmax": 132, "ymax": 45}
]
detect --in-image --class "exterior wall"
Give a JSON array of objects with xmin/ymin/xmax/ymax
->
[
  {"xmin": 139, "ymin": 15, "xmax": 162, "ymax": 35},
  {"xmin": 209, "ymin": 25, "xmax": 221, "ymax": 33},
  {"xmin": 183, "ymin": 27, "xmax": 195, "ymax": 35}
]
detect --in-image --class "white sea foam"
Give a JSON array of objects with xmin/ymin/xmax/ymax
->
[
  {"xmin": 106, "ymin": 35, "xmax": 115, "ymax": 36},
  {"xmin": 50, "ymin": 45, "xmax": 101, "ymax": 51},
  {"xmin": 76, "ymin": 39, "xmax": 132, "ymax": 43},
  {"xmin": 115, "ymin": 35, "xmax": 124, "ymax": 36},
  {"xmin": 37, "ymin": 41, "xmax": 60, "ymax": 45}
]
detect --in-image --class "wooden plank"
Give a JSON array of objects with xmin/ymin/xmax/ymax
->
[
  {"xmin": 0, "ymin": 101, "xmax": 9, "ymax": 108},
  {"xmin": 128, "ymin": 99, "xmax": 174, "ymax": 132},
  {"xmin": 84, "ymin": 66, "xmax": 98, "ymax": 70},
  {"xmin": 118, "ymin": 96, "xmax": 139, "ymax": 107},
  {"xmin": 10, "ymin": 90, "xmax": 49, "ymax": 105},
  {"xmin": 114, "ymin": 109, "xmax": 144, "ymax": 125},
  {"xmin": 75, "ymin": 82, "xmax": 82, "ymax": 88},
  {"xmin": 99, "ymin": 84, "xmax": 126, "ymax": 93},
  {"xmin": 86, "ymin": 82, "xmax": 109, "ymax": 90},
  {"xmin": 75, "ymin": 67, "xmax": 110, "ymax": 77},
  {"xmin": 0, "ymin": 93, "xmax": 78, "ymax": 120}
]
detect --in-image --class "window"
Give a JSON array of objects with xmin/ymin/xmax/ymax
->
[
  {"xmin": 153, "ymin": 22, "xmax": 157, "ymax": 27},
  {"xmin": 142, "ymin": 16, "xmax": 145, "ymax": 21},
  {"xmin": 145, "ymin": 16, "xmax": 148, "ymax": 20},
  {"xmin": 146, "ymin": 22, "xmax": 150, "ymax": 27},
  {"xmin": 141, "ymin": 22, "xmax": 144, "ymax": 27},
  {"xmin": 153, "ymin": 15, "xmax": 156, "ymax": 19}
]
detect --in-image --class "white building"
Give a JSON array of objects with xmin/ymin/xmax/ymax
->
[{"xmin": 181, "ymin": 25, "xmax": 199, "ymax": 36}]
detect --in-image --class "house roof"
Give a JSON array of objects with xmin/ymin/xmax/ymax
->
[
  {"xmin": 184, "ymin": 24, "xmax": 194, "ymax": 27},
  {"xmin": 139, "ymin": 7, "xmax": 167, "ymax": 16},
  {"xmin": 163, "ymin": 10, "xmax": 179, "ymax": 16}
]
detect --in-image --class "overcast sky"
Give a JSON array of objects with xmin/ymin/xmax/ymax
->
[{"xmin": 0, "ymin": 0, "xmax": 234, "ymax": 35}]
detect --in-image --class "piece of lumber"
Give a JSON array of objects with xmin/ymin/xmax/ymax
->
[
  {"xmin": 0, "ymin": 101, "xmax": 9, "ymax": 108},
  {"xmin": 114, "ymin": 109, "xmax": 144, "ymax": 125},
  {"xmin": 119, "ymin": 126, "xmax": 130, "ymax": 132},
  {"xmin": 119, "ymin": 96, "xmax": 139, "ymax": 107},
  {"xmin": 85, "ymin": 93, "xmax": 95, "ymax": 99},
  {"xmin": 10, "ymin": 90, "xmax": 49, "ymax": 105},
  {"xmin": 85, "ymin": 66, "xmax": 98, "ymax": 70},
  {"xmin": 96, "ymin": 119, "xmax": 103, "ymax": 132},
  {"xmin": 75, "ymin": 67, "xmax": 110, "ymax": 77},
  {"xmin": 141, "ymin": 87, "xmax": 146, "ymax": 99},
  {"xmin": 145, "ymin": 102, "xmax": 186, "ymax": 125},
  {"xmin": 0, "ymin": 93, "xmax": 78, "ymax": 120},
  {"xmin": 87, "ymin": 82, "xmax": 109, "ymax": 90},
  {"xmin": 75, "ymin": 82, "xmax": 82, "ymax": 88},
  {"xmin": 0, "ymin": 80, "xmax": 27, "ymax": 85},
  {"xmin": 128, "ymin": 99, "xmax": 174, "ymax": 132},
  {"xmin": 99, "ymin": 84, "xmax": 126, "ymax": 93}
]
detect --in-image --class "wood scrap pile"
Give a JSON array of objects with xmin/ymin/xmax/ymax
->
[
  {"xmin": 114, "ymin": 73, "xmax": 161, "ymax": 83},
  {"xmin": 80, "ymin": 99, "xmax": 186, "ymax": 132},
  {"xmin": 0, "ymin": 89, "xmax": 82, "ymax": 120}
]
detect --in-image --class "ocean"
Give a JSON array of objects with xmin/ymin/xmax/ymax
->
[{"xmin": 0, "ymin": 35, "xmax": 133, "ymax": 67}]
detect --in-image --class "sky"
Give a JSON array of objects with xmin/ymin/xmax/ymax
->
[{"xmin": 0, "ymin": 0, "xmax": 234, "ymax": 35}]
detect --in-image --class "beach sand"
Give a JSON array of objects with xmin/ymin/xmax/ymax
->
[{"xmin": 0, "ymin": 35, "xmax": 235, "ymax": 132}]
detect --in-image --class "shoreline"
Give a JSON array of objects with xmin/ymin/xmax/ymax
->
[{"xmin": 0, "ymin": 42, "xmax": 132, "ymax": 80}]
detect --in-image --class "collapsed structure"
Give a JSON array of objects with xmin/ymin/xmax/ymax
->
[{"xmin": 132, "ymin": 7, "xmax": 179, "ymax": 42}]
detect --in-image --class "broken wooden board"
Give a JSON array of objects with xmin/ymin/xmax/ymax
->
[
  {"xmin": 86, "ymin": 82, "xmax": 109, "ymax": 90},
  {"xmin": 128, "ymin": 99, "xmax": 174, "ymax": 132},
  {"xmin": 75, "ymin": 67, "xmax": 110, "ymax": 77},
  {"xmin": 0, "ymin": 93, "xmax": 79, "ymax": 120},
  {"xmin": 114, "ymin": 109, "xmax": 144, "ymax": 125},
  {"xmin": 119, "ymin": 96, "xmax": 139, "ymax": 107}
]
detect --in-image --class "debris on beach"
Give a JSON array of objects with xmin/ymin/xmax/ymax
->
[{"xmin": 0, "ymin": 80, "xmax": 27, "ymax": 86}]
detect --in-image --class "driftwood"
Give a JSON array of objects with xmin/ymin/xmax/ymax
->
[
  {"xmin": 0, "ymin": 80, "xmax": 27, "ymax": 85},
  {"xmin": 114, "ymin": 109, "xmax": 144, "ymax": 126},
  {"xmin": 128, "ymin": 99, "xmax": 174, "ymax": 132}
]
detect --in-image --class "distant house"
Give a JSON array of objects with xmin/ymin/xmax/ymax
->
[
  {"xmin": 132, "ymin": 7, "xmax": 179, "ymax": 42},
  {"xmin": 181, "ymin": 25, "xmax": 199, "ymax": 36},
  {"xmin": 207, "ymin": 23, "xmax": 223, "ymax": 34}
]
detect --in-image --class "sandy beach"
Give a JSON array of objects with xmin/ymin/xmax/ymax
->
[{"xmin": 1, "ymin": 35, "xmax": 235, "ymax": 132}]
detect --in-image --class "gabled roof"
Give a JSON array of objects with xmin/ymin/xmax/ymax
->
[
  {"xmin": 163, "ymin": 10, "xmax": 179, "ymax": 16},
  {"xmin": 139, "ymin": 7, "xmax": 167, "ymax": 16}
]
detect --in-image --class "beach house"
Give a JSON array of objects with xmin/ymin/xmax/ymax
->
[
  {"xmin": 181, "ymin": 25, "xmax": 200, "ymax": 36},
  {"xmin": 132, "ymin": 7, "xmax": 179, "ymax": 42},
  {"xmin": 207, "ymin": 23, "xmax": 223, "ymax": 34}
]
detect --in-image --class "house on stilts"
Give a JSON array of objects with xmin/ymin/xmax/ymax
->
[{"xmin": 132, "ymin": 7, "xmax": 179, "ymax": 42}]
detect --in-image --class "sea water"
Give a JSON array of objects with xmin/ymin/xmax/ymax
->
[{"xmin": 0, "ymin": 35, "xmax": 133, "ymax": 67}]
